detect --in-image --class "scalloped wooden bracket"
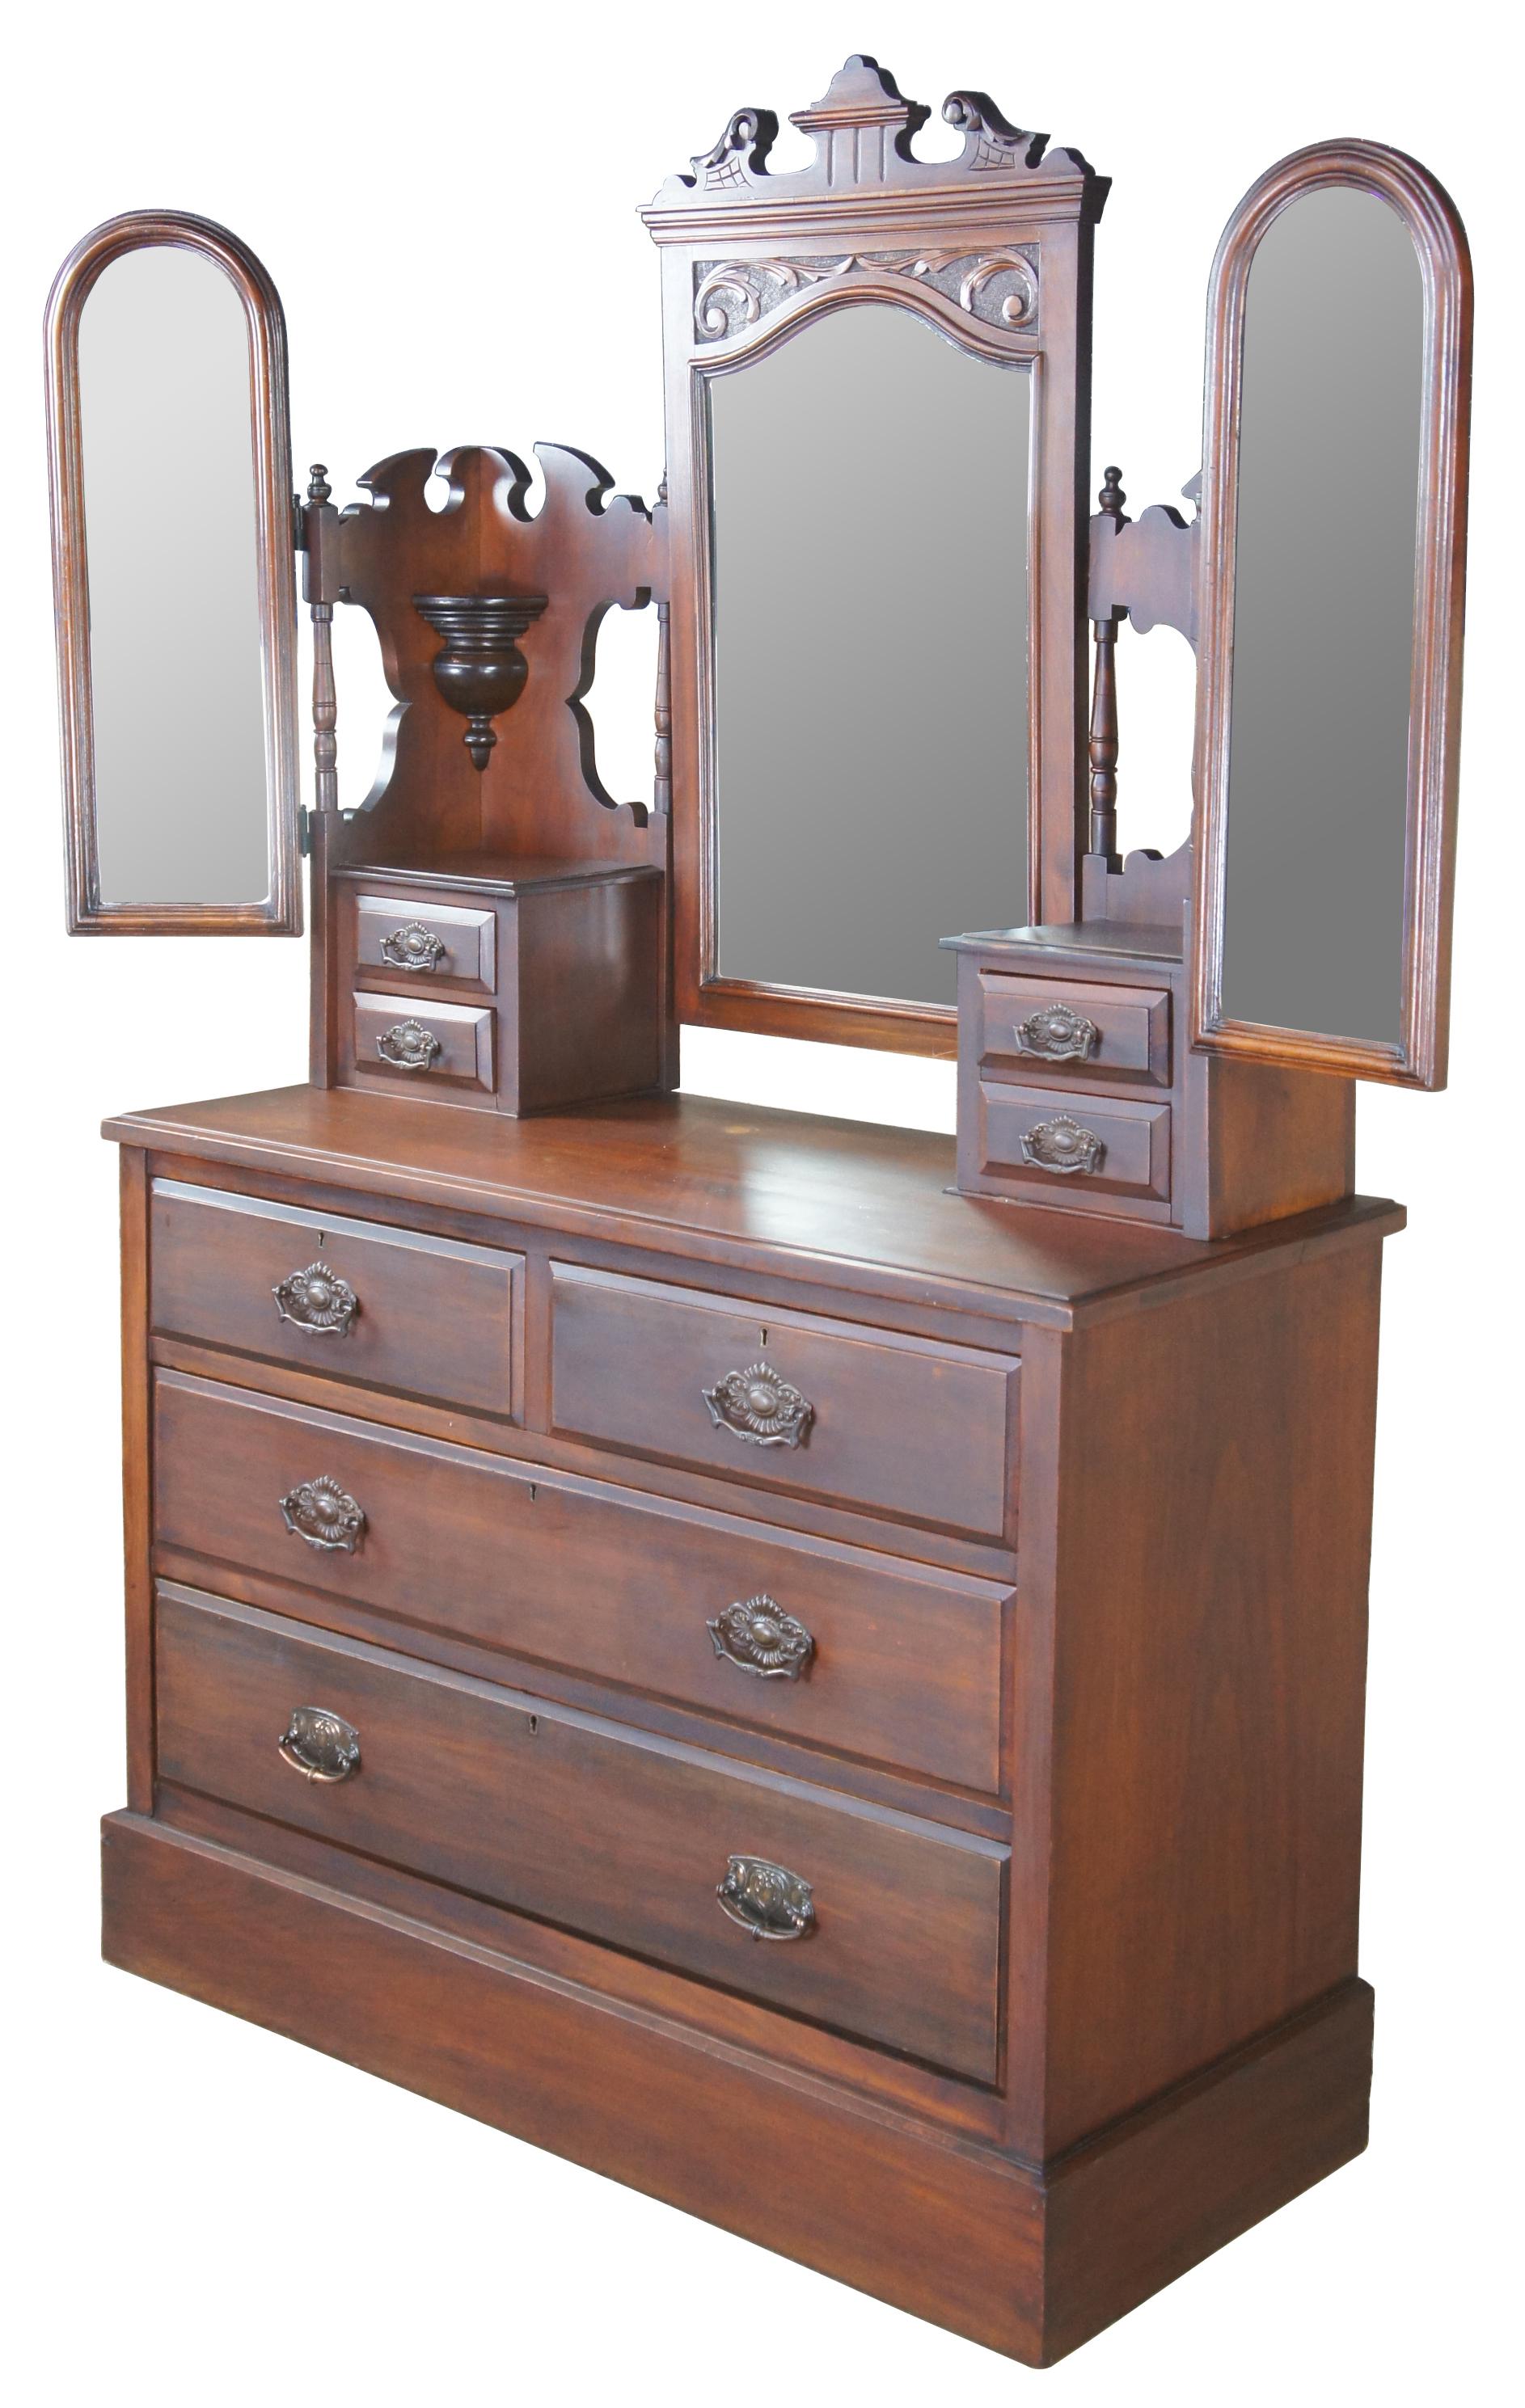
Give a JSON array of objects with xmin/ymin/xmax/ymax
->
[{"xmin": 332, "ymin": 443, "xmax": 665, "ymax": 863}]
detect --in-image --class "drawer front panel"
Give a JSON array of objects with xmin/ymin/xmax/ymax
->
[
  {"xmin": 353, "ymin": 993, "xmax": 495, "ymax": 1095},
  {"xmin": 549, "ymin": 1266, "xmax": 1019, "ymax": 1542},
  {"xmin": 150, "ymin": 1183, "xmax": 521, "ymax": 1418},
  {"xmin": 156, "ymin": 1587, "xmax": 1006, "ymax": 2080},
  {"xmin": 978, "ymin": 972, "xmax": 1171, "ymax": 1086},
  {"xmin": 153, "ymin": 1373, "xmax": 1008, "ymax": 1791},
  {"xmin": 353, "ymin": 894, "xmax": 496, "ymax": 994},
  {"xmin": 978, "ymin": 1084, "xmax": 1171, "ymax": 1205}
]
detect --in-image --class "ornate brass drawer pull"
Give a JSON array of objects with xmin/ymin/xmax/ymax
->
[
  {"xmin": 1020, "ymin": 1115, "xmax": 1106, "ymax": 1176},
  {"xmin": 716, "ymin": 1855, "xmax": 815, "ymax": 1942},
  {"xmin": 702, "ymin": 1360, "xmax": 813, "ymax": 1449},
  {"xmin": 377, "ymin": 1018, "xmax": 442, "ymax": 1071},
  {"xmin": 278, "ymin": 1704, "xmax": 361, "ymax": 1783},
  {"xmin": 1014, "ymin": 1002, "xmax": 1099, "ymax": 1061},
  {"xmin": 380, "ymin": 921, "xmax": 448, "ymax": 972},
  {"xmin": 272, "ymin": 1259, "xmax": 359, "ymax": 1336},
  {"xmin": 280, "ymin": 1474, "xmax": 366, "ymax": 1554},
  {"xmin": 708, "ymin": 1595, "xmax": 815, "ymax": 1681}
]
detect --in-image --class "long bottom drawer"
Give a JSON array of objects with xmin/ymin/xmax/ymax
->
[{"xmin": 154, "ymin": 1585, "xmax": 1007, "ymax": 2082}]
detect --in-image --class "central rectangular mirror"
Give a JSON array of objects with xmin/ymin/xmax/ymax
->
[
  {"xmin": 708, "ymin": 302, "xmax": 1030, "ymax": 1010},
  {"xmin": 645, "ymin": 58, "xmax": 1102, "ymax": 1054}
]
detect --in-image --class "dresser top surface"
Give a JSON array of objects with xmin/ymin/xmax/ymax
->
[{"xmin": 103, "ymin": 1085, "xmax": 1402, "ymax": 1330}]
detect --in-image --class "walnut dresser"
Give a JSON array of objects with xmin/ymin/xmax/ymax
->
[
  {"xmin": 101, "ymin": 1085, "xmax": 1396, "ymax": 2366},
  {"xmin": 47, "ymin": 50, "xmax": 1469, "ymax": 2372}
]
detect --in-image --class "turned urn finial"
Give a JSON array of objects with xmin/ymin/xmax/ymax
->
[{"xmin": 413, "ymin": 592, "xmax": 550, "ymax": 771}]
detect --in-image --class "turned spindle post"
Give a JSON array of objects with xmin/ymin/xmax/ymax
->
[
  {"xmin": 302, "ymin": 465, "xmax": 340, "ymax": 815},
  {"xmin": 1088, "ymin": 466, "xmax": 1126, "ymax": 862}
]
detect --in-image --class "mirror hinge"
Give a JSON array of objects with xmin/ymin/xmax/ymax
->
[{"xmin": 298, "ymin": 804, "xmax": 313, "ymax": 857}]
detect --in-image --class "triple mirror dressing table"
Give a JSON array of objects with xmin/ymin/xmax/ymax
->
[{"xmin": 45, "ymin": 58, "xmax": 1470, "ymax": 2368}]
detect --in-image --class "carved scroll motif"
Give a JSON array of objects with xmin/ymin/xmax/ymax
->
[{"xmin": 693, "ymin": 247, "xmax": 1039, "ymax": 342}]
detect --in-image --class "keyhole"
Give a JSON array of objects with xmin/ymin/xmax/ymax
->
[
  {"xmin": 526, "ymin": 1715, "xmax": 539, "ymax": 1736},
  {"xmin": 758, "ymin": 1327, "xmax": 768, "ymax": 1350}
]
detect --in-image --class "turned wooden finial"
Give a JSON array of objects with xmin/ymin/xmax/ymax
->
[
  {"xmin": 1098, "ymin": 465, "xmax": 1126, "ymax": 519},
  {"xmin": 307, "ymin": 462, "xmax": 332, "ymax": 505}
]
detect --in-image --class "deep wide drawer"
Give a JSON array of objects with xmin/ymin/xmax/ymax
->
[
  {"xmin": 150, "ymin": 1182, "xmax": 522, "ymax": 1418},
  {"xmin": 153, "ymin": 1373, "xmax": 1008, "ymax": 1791},
  {"xmin": 155, "ymin": 1585, "xmax": 1006, "ymax": 2081},
  {"xmin": 549, "ymin": 1264, "xmax": 1019, "ymax": 1542}
]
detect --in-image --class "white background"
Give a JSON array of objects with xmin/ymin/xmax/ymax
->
[{"xmin": 3, "ymin": 2, "xmax": 1516, "ymax": 2398}]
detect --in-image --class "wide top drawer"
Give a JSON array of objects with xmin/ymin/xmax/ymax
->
[
  {"xmin": 549, "ymin": 1264, "xmax": 1018, "ymax": 1542},
  {"xmin": 150, "ymin": 1182, "xmax": 522, "ymax": 1419}
]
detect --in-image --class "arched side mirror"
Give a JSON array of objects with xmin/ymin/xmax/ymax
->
[
  {"xmin": 46, "ymin": 211, "xmax": 302, "ymax": 934},
  {"xmin": 1189, "ymin": 143, "xmax": 1470, "ymax": 1086}
]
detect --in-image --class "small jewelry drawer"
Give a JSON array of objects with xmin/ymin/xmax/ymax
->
[
  {"xmin": 154, "ymin": 1584, "xmax": 1007, "ymax": 2081},
  {"xmin": 548, "ymin": 1263, "xmax": 1020, "ymax": 1544},
  {"xmin": 353, "ymin": 993, "xmax": 495, "ymax": 1097},
  {"xmin": 152, "ymin": 1371, "xmax": 1008, "ymax": 1790},
  {"xmin": 978, "ymin": 972, "xmax": 1171, "ymax": 1087},
  {"xmin": 353, "ymin": 894, "xmax": 496, "ymax": 994},
  {"xmin": 149, "ymin": 1182, "xmax": 522, "ymax": 1417},
  {"xmin": 976, "ymin": 1083, "xmax": 1171, "ymax": 1207}
]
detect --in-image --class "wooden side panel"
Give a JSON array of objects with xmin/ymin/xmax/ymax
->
[
  {"xmin": 1041, "ymin": 1239, "xmax": 1382, "ymax": 2151},
  {"xmin": 120, "ymin": 1147, "xmax": 154, "ymax": 1812}
]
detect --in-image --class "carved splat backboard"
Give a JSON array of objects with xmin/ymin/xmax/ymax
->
[
  {"xmin": 644, "ymin": 54, "xmax": 1108, "ymax": 1053},
  {"xmin": 331, "ymin": 442, "xmax": 665, "ymax": 870}
]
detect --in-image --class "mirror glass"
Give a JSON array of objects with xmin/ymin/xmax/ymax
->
[
  {"xmin": 78, "ymin": 245, "xmax": 272, "ymax": 905},
  {"xmin": 1221, "ymin": 188, "xmax": 1422, "ymax": 1043},
  {"xmin": 707, "ymin": 303, "xmax": 1029, "ymax": 1010}
]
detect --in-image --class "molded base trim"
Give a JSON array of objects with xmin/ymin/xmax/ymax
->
[{"xmin": 100, "ymin": 1811, "xmax": 1372, "ymax": 2366}]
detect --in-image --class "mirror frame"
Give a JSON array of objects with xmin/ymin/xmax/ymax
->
[
  {"xmin": 1189, "ymin": 142, "xmax": 1471, "ymax": 1087},
  {"xmin": 644, "ymin": 59, "xmax": 1105, "ymax": 1055},
  {"xmin": 46, "ymin": 210, "xmax": 302, "ymax": 934}
]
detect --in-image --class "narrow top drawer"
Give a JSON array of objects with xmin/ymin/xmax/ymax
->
[
  {"xmin": 978, "ymin": 971, "xmax": 1171, "ymax": 1086},
  {"xmin": 549, "ymin": 1264, "xmax": 1018, "ymax": 1542},
  {"xmin": 150, "ymin": 1182, "xmax": 522, "ymax": 1419}
]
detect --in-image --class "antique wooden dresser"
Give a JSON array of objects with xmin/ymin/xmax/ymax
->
[{"xmin": 48, "ymin": 54, "xmax": 1469, "ymax": 2370}]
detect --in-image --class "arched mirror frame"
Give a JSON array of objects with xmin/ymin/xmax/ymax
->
[
  {"xmin": 46, "ymin": 210, "xmax": 302, "ymax": 934},
  {"xmin": 1189, "ymin": 142, "xmax": 1471, "ymax": 1087},
  {"xmin": 644, "ymin": 63, "xmax": 1105, "ymax": 1057}
]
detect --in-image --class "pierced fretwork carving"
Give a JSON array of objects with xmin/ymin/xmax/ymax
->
[
  {"xmin": 693, "ymin": 246, "xmax": 1039, "ymax": 341},
  {"xmin": 332, "ymin": 445, "xmax": 667, "ymax": 864}
]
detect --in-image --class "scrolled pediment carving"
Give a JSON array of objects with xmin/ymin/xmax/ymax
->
[{"xmin": 648, "ymin": 54, "xmax": 1097, "ymax": 221}]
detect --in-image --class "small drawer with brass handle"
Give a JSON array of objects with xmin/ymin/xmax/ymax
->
[
  {"xmin": 978, "ymin": 971, "xmax": 1172, "ymax": 1087},
  {"xmin": 550, "ymin": 1263, "xmax": 1019, "ymax": 1542},
  {"xmin": 150, "ymin": 1181, "xmax": 522, "ymax": 1420},
  {"xmin": 353, "ymin": 893, "xmax": 496, "ymax": 993},
  {"xmin": 272, "ymin": 1259, "xmax": 359, "ymax": 1337},
  {"xmin": 977, "ymin": 1083, "xmax": 1171, "ymax": 1210},
  {"xmin": 156, "ymin": 1586, "xmax": 1005, "ymax": 2078},
  {"xmin": 278, "ymin": 1704, "xmax": 361, "ymax": 1783},
  {"xmin": 353, "ymin": 993, "xmax": 495, "ymax": 1098},
  {"xmin": 716, "ymin": 1855, "xmax": 815, "ymax": 1942},
  {"xmin": 708, "ymin": 1595, "xmax": 814, "ymax": 1681},
  {"xmin": 280, "ymin": 1474, "xmax": 365, "ymax": 1554}
]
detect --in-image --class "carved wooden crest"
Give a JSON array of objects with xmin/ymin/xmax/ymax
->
[
  {"xmin": 646, "ymin": 54, "xmax": 1099, "ymax": 219},
  {"xmin": 333, "ymin": 444, "xmax": 665, "ymax": 863}
]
